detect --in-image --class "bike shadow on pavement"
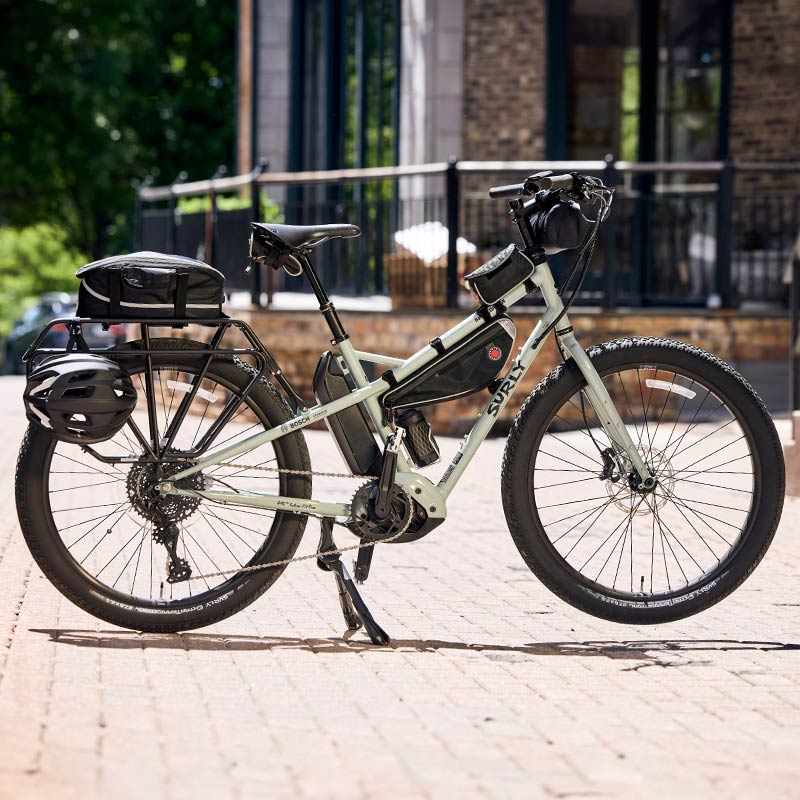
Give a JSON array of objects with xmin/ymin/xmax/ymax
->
[{"xmin": 30, "ymin": 629, "xmax": 800, "ymax": 666}]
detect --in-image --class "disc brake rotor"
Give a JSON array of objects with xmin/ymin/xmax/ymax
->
[{"xmin": 604, "ymin": 446, "xmax": 674, "ymax": 514}]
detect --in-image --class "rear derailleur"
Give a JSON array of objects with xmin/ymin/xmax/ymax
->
[{"xmin": 153, "ymin": 521, "xmax": 192, "ymax": 584}]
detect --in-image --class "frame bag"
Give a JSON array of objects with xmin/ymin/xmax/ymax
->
[
  {"xmin": 382, "ymin": 316, "xmax": 516, "ymax": 411},
  {"xmin": 76, "ymin": 252, "xmax": 225, "ymax": 319}
]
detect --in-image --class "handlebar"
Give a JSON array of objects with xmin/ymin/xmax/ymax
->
[
  {"xmin": 488, "ymin": 171, "xmax": 577, "ymax": 199},
  {"xmin": 488, "ymin": 171, "xmax": 609, "ymax": 206}
]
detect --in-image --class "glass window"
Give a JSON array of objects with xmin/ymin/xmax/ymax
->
[
  {"xmin": 567, "ymin": 0, "xmax": 639, "ymax": 160},
  {"xmin": 656, "ymin": 0, "xmax": 722, "ymax": 163},
  {"xmin": 565, "ymin": 0, "xmax": 723, "ymax": 163}
]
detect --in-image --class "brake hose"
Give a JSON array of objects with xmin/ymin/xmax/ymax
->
[{"xmin": 529, "ymin": 189, "xmax": 611, "ymax": 351}]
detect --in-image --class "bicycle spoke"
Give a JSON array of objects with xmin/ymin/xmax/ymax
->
[
  {"xmin": 535, "ymin": 475, "xmax": 603, "ymax": 490},
  {"xmin": 678, "ymin": 476, "xmax": 752, "ymax": 494},
  {"xmin": 536, "ymin": 449, "xmax": 602, "ymax": 474},
  {"xmin": 561, "ymin": 490, "xmax": 624, "ymax": 557},
  {"xmin": 93, "ymin": 524, "xmax": 146, "ymax": 577},
  {"xmin": 544, "ymin": 431, "xmax": 602, "ymax": 467},
  {"xmin": 202, "ymin": 509, "xmax": 266, "ymax": 551},
  {"xmin": 113, "ymin": 529, "xmax": 146, "ymax": 591},
  {"xmin": 555, "ymin": 486, "xmax": 626, "ymax": 547},
  {"xmin": 67, "ymin": 505, "xmax": 128, "ymax": 549}
]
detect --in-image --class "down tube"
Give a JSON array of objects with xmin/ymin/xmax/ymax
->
[{"xmin": 437, "ymin": 309, "xmax": 560, "ymax": 499}]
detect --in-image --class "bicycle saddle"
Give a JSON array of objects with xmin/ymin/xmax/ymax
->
[{"xmin": 252, "ymin": 222, "xmax": 360, "ymax": 249}]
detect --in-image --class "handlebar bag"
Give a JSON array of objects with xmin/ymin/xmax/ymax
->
[
  {"xmin": 464, "ymin": 245, "xmax": 536, "ymax": 306},
  {"xmin": 530, "ymin": 200, "xmax": 592, "ymax": 255},
  {"xmin": 76, "ymin": 252, "xmax": 225, "ymax": 319}
]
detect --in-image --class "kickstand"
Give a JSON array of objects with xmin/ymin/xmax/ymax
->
[{"xmin": 316, "ymin": 518, "xmax": 391, "ymax": 646}]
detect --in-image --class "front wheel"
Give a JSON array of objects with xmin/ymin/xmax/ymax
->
[{"xmin": 502, "ymin": 337, "xmax": 784, "ymax": 624}]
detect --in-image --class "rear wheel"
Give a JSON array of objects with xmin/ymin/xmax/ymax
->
[
  {"xmin": 502, "ymin": 337, "xmax": 784, "ymax": 624},
  {"xmin": 16, "ymin": 338, "xmax": 312, "ymax": 632}
]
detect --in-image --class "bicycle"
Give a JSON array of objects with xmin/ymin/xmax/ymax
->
[{"xmin": 16, "ymin": 171, "xmax": 785, "ymax": 645}]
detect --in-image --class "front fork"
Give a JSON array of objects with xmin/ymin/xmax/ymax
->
[{"xmin": 557, "ymin": 328, "xmax": 654, "ymax": 488}]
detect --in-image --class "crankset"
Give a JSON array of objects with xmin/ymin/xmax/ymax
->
[{"xmin": 349, "ymin": 481, "xmax": 412, "ymax": 541}]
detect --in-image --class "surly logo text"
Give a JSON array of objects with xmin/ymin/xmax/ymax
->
[{"xmin": 487, "ymin": 363, "xmax": 524, "ymax": 416}]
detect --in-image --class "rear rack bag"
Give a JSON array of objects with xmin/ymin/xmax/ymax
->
[{"xmin": 76, "ymin": 252, "xmax": 225, "ymax": 319}]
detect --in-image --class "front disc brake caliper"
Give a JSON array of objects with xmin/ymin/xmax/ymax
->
[{"xmin": 599, "ymin": 447, "xmax": 622, "ymax": 483}]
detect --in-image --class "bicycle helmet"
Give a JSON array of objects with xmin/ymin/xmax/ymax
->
[{"xmin": 24, "ymin": 354, "xmax": 137, "ymax": 444}]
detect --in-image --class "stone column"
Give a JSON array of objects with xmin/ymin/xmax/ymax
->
[
  {"xmin": 255, "ymin": 0, "xmax": 292, "ymax": 181},
  {"xmin": 398, "ymin": 0, "xmax": 465, "ymax": 218}
]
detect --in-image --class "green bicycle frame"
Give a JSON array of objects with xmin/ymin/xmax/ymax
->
[{"xmin": 160, "ymin": 257, "xmax": 651, "ymax": 522}]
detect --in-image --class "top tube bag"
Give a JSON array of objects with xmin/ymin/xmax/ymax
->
[{"xmin": 76, "ymin": 252, "xmax": 225, "ymax": 319}]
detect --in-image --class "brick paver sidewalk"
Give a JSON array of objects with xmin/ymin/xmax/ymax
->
[{"xmin": 1, "ymin": 374, "xmax": 799, "ymax": 799}]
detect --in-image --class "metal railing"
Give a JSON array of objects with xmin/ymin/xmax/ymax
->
[{"xmin": 137, "ymin": 159, "xmax": 800, "ymax": 309}]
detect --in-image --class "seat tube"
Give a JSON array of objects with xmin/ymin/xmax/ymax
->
[{"xmin": 338, "ymin": 339, "xmax": 399, "ymax": 447}]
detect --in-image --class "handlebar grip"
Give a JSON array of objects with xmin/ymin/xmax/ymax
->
[
  {"xmin": 539, "ymin": 173, "xmax": 575, "ymax": 191},
  {"xmin": 488, "ymin": 182, "xmax": 525, "ymax": 199}
]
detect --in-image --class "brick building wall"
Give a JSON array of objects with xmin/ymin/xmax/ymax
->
[
  {"xmin": 730, "ymin": 0, "xmax": 800, "ymax": 189},
  {"xmin": 460, "ymin": 0, "xmax": 800, "ymax": 178},
  {"xmin": 461, "ymin": 0, "xmax": 547, "ymax": 161},
  {"xmin": 241, "ymin": 307, "xmax": 788, "ymax": 438}
]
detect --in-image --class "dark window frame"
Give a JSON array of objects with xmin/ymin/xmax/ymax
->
[{"xmin": 546, "ymin": 0, "xmax": 733, "ymax": 163}]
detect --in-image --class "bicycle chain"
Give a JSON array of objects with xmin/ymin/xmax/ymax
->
[{"xmin": 185, "ymin": 461, "xmax": 409, "ymax": 582}]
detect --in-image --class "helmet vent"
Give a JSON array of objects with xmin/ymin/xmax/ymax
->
[
  {"xmin": 62, "ymin": 387, "xmax": 92, "ymax": 398},
  {"xmin": 69, "ymin": 370, "xmax": 96, "ymax": 382}
]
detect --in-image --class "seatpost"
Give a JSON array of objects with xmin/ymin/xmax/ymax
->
[{"xmin": 299, "ymin": 254, "xmax": 349, "ymax": 344}]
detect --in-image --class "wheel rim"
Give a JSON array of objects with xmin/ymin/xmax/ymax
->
[
  {"xmin": 42, "ymin": 361, "xmax": 291, "ymax": 606},
  {"xmin": 530, "ymin": 361, "xmax": 757, "ymax": 601}
]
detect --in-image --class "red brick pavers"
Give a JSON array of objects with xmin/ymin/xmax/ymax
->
[{"xmin": 1, "ymin": 375, "xmax": 798, "ymax": 799}]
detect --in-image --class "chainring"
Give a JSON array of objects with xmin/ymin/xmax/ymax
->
[{"xmin": 349, "ymin": 480, "xmax": 412, "ymax": 541}]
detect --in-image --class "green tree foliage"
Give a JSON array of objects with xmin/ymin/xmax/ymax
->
[
  {"xmin": 0, "ymin": 224, "xmax": 85, "ymax": 333},
  {"xmin": 0, "ymin": 0, "xmax": 236, "ymax": 259}
]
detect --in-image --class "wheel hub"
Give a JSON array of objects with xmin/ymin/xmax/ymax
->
[
  {"xmin": 605, "ymin": 447, "xmax": 674, "ymax": 515},
  {"xmin": 126, "ymin": 460, "xmax": 203, "ymax": 524}
]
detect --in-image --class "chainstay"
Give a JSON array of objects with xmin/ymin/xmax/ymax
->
[
  {"xmin": 188, "ymin": 461, "xmax": 399, "ymax": 582},
  {"xmin": 211, "ymin": 462, "xmax": 379, "ymax": 480}
]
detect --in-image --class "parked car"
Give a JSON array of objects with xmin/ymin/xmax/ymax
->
[{"xmin": 4, "ymin": 293, "xmax": 127, "ymax": 374}]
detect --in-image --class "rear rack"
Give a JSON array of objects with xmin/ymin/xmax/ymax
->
[{"xmin": 23, "ymin": 316, "xmax": 307, "ymax": 463}]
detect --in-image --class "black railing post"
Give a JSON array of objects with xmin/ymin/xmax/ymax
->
[
  {"xmin": 168, "ymin": 171, "xmax": 187, "ymax": 255},
  {"xmin": 446, "ymin": 157, "xmax": 460, "ymax": 309},
  {"xmin": 135, "ymin": 175, "xmax": 154, "ymax": 251},
  {"xmin": 204, "ymin": 166, "xmax": 224, "ymax": 265},
  {"xmin": 790, "ymin": 253, "xmax": 800, "ymax": 412},
  {"xmin": 134, "ymin": 190, "xmax": 143, "ymax": 251},
  {"xmin": 250, "ymin": 160, "xmax": 266, "ymax": 307},
  {"xmin": 715, "ymin": 160, "xmax": 734, "ymax": 308},
  {"xmin": 602, "ymin": 154, "xmax": 618, "ymax": 309},
  {"xmin": 168, "ymin": 188, "xmax": 176, "ymax": 253}
]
